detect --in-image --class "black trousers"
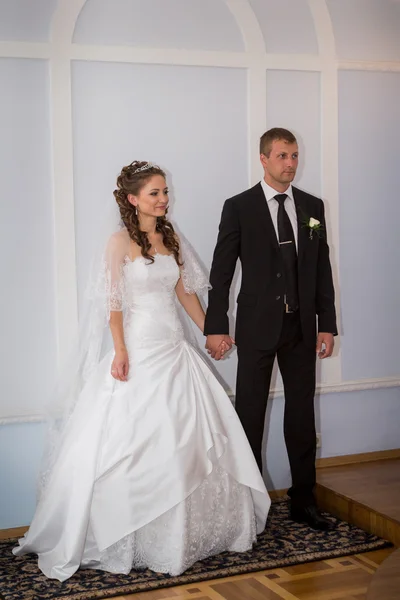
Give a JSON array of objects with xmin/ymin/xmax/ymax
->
[{"xmin": 235, "ymin": 312, "xmax": 317, "ymax": 508}]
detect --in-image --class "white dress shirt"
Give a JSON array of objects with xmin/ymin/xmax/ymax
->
[{"xmin": 260, "ymin": 179, "xmax": 298, "ymax": 250}]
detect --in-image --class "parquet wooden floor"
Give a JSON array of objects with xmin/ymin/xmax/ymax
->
[
  {"xmin": 367, "ymin": 547, "xmax": 400, "ymax": 600},
  {"xmin": 109, "ymin": 548, "xmax": 393, "ymax": 600}
]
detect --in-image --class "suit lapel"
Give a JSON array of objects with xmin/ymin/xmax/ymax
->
[
  {"xmin": 252, "ymin": 183, "xmax": 280, "ymax": 252},
  {"xmin": 293, "ymin": 187, "xmax": 308, "ymax": 265}
]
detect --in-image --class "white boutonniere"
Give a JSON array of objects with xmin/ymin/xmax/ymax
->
[{"xmin": 302, "ymin": 216, "xmax": 324, "ymax": 240}]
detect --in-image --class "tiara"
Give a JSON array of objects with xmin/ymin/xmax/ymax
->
[{"xmin": 132, "ymin": 162, "xmax": 156, "ymax": 174}]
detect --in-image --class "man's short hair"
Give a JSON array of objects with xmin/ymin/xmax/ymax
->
[{"xmin": 260, "ymin": 128, "xmax": 297, "ymax": 157}]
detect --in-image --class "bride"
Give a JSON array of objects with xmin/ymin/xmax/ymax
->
[{"xmin": 13, "ymin": 161, "xmax": 270, "ymax": 581}]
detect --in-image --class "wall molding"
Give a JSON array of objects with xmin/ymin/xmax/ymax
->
[
  {"xmin": 308, "ymin": 0, "xmax": 342, "ymax": 386},
  {"xmin": 261, "ymin": 376, "xmax": 400, "ymax": 400},
  {"xmin": 1, "ymin": 45, "xmax": 398, "ymax": 74},
  {"xmin": 338, "ymin": 60, "xmax": 400, "ymax": 72},
  {"xmin": 0, "ymin": 43, "xmax": 323, "ymax": 72},
  {"xmin": 1, "ymin": 376, "xmax": 399, "ymax": 425},
  {"xmin": 0, "ymin": 414, "xmax": 46, "ymax": 425}
]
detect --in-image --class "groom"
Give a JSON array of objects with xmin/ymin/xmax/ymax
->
[{"xmin": 204, "ymin": 128, "xmax": 337, "ymax": 531}]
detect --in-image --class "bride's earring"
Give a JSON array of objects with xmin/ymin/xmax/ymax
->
[{"xmin": 135, "ymin": 206, "xmax": 138, "ymax": 216}]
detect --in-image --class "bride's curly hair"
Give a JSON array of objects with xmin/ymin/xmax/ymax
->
[{"xmin": 113, "ymin": 161, "xmax": 181, "ymax": 265}]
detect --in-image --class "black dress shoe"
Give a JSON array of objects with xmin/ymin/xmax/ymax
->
[{"xmin": 290, "ymin": 505, "xmax": 336, "ymax": 531}]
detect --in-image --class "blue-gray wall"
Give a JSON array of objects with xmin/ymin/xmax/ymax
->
[{"xmin": 1, "ymin": 0, "xmax": 399, "ymax": 529}]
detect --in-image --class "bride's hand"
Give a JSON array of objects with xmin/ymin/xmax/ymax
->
[
  {"xmin": 220, "ymin": 338, "xmax": 235, "ymax": 359},
  {"xmin": 111, "ymin": 349, "xmax": 129, "ymax": 381}
]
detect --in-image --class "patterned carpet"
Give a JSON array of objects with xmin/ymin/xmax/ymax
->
[{"xmin": 0, "ymin": 499, "xmax": 391, "ymax": 600}]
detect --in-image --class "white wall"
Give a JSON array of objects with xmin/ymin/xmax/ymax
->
[
  {"xmin": 0, "ymin": 0, "xmax": 400, "ymax": 527},
  {"xmin": 0, "ymin": 57, "xmax": 57, "ymax": 420}
]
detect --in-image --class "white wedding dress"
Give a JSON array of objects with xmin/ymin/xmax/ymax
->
[{"xmin": 13, "ymin": 248, "xmax": 270, "ymax": 581}]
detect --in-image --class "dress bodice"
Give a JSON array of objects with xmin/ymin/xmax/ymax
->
[
  {"xmin": 124, "ymin": 253, "xmax": 179, "ymax": 305},
  {"xmin": 123, "ymin": 253, "xmax": 184, "ymax": 348}
]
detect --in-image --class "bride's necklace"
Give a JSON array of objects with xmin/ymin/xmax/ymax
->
[
  {"xmin": 148, "ymin": 233, "xmax": 161, "ymax": 256},
  {"xmin": 148, "ymin": 241, "xmax": 160, "ymax": 257}
]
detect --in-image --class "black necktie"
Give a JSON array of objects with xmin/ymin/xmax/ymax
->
[{"xmin": 275, "ymin": 194, "xmax": 299, "ymax": 312}]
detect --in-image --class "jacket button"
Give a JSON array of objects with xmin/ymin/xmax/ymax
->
[
  {"xmin": 276, "ymin": 295, "xmax": 281, "ymax": 300},
  {"xmin": 277, "ymin": 272, "xmax": 281, "ymax": 278}
]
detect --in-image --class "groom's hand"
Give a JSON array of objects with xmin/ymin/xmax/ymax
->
[
  {"xmin": 316, "ymin": 332, "xmax": 334, "ymax": 359},
  {"xmin": 206, "ymin": 334, "xmax": 234, "ymax": 361}
]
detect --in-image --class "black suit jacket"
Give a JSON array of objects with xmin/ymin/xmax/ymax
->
[{"xmin": 204, "ymin": 183, "xmax": 337, "ymax": 350}]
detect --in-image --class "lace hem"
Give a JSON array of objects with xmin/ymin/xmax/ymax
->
[{"xmin": 83, "ymin": 466, "xmax": 256, "ymax": 576}]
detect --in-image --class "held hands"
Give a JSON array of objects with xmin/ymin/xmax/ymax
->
[
  {"xmin": 111, "ymin": 348, "xmax": 129, "ymax": 381},
  {"xmin": 206, "ymin": 333, "xmax": 333, "ymax": 360},
  {"xmin": 205, "ymin": 334, "xmax": 235, "ymax": 361},
  {"xmin": 316, "ymin": 332, "xmax": 334, "ymax": 359}
]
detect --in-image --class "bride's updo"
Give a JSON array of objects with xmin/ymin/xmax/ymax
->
[{"xmin": 113, "ymin": 161, "xmax": 180, "ymax": 264}]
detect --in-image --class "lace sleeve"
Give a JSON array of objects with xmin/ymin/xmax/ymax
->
[
  {"xmin": 89, "ymin": 229, "xmax": 130, "ymax": 319},
  {"xmin": 178, "ymin": 233, "xmax": 211, "ymax": 296},
  {"xmin": 105, "ymin": 231, "xmax": 128, "ymax": 314}
]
